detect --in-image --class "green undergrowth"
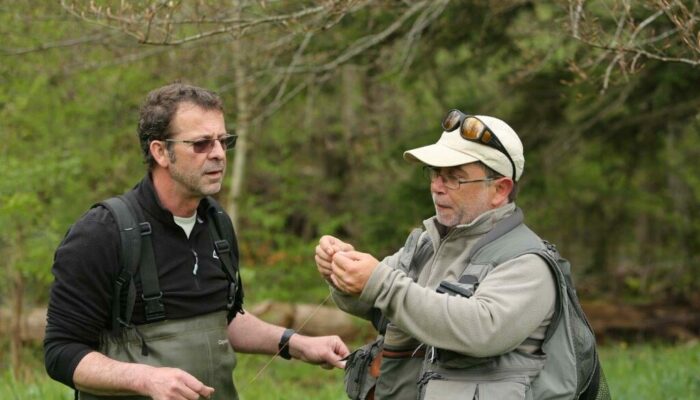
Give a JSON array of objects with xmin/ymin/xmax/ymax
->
[{"xmin": 2, "ymin": 342, "xmax": 699, "ymax": 399}]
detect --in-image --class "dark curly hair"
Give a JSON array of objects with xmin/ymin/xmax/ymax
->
[{"xmin": 137, "ymin": 83, "xmax": 224, "ymax": 169}]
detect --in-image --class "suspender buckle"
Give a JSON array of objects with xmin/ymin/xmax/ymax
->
[
  {"xmin": 139, "ymin": 222, "xmax": 152, "ymax": 236},
  {"xmin": 142, "ymin": 291, "xmax": 165, "ymax": 321},
  {"xmin": 116, "ymin": 317, "xmax": 132, "ymax": 329},
  {"xmin": 226, "ymin": 282, "xmax": 236, "ymax": 310},
  {"xmin": 214, "ymin": 240, "xmax": 230, "ymax": 254},
  {"xmin": 115, "ymin": 271, "xmax": 130, "ymax": 288}
]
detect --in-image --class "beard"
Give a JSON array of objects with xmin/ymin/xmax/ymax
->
[
  {"xmin": 169, "ymin": 153, "xmax": 225, "ymax": 197},
  {"xmin": 433, "ymin": 190, "xmax": 491, "ymax": 227}
]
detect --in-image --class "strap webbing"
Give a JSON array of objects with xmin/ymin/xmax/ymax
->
[
  {"xmin": 372, "ymin": 228, "xmax": 427, "ymax": 334},
  {"xmin": 397, "ymin": 228, "xmax": 425, "ymax": 277},
  {"xmin": 122, "ymin": 191, "xmax": 165, "ymax": 323},
  {"xmin": 204, "ymin": 196, "xmax": 243, "ymax": 321},
  {"xmin": 466, "ymin": 207, "xmax": 524, "ymax": 263},
  {"xmin": 99, "ymin": 196, "xmax": 142, "ymax": 334},
  {"xmin": 102, "ymin": 193, "xmax": 242, "ymax": 332}
]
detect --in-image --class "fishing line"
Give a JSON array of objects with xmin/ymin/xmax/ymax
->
[{"xmin": 247, "ymin": 292, "xmax": 333, "ymax": 384}]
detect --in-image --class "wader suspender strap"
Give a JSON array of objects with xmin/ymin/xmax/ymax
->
[
  {"xmin": 99, "ymin": 192, "xmax": 242, "ymax": 357},
  {"xmin": 458, "ymin": 208, "xmax": 525, "ymax": 292},
  {"xmin": 539, "ymin": 244, "xmax": 565, "ymax": 343},
  {"xmin": 434, "ymin": 209, "xmax": 525, "ymax": 302},
  {"xmin": 101, "ymin": 194, "xmax": 166, "ymax": 333},
  {"xmin": 371, "ymin": 228, "xmax": 426, "ymax": 334},
  {"xmin": 122, "ymin": 191, "xmax": 166, "ymax": 324},
  {"xmin": 100, "ymin": 196, "xmax": 142, "ymax": 335},
  {"xmin": 204, "ymin": 196, "xmax": 243, "ymax": 319},
  {"xmin": 467, "ymin": 207, "xmax": 524, "ymax": 264}
]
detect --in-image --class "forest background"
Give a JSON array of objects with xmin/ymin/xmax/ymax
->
[{"xmin": 1, "ymin": 0, "xmax": 699, "ymax": 398}]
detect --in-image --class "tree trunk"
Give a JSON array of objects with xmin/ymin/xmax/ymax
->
[{"xmin": 227, "ymin": 6, "xmax": 251, "ymax": 229}]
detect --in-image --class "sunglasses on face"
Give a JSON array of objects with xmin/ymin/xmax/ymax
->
[
  {"xmin": 441, "ymin": 110, "xmax": 516, "ymax": 181},
  {"xmin": 165, "ymin": 134, "xmax": 237, "ymax": 154}
]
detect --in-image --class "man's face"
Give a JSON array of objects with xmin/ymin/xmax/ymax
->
[
  {"xmin": 166, "ymin": 103, "xmax": 227, "ymax": 199},
  {"xmin": 430, "ymin": 162, "xmax": 495, "ymax": 227}
]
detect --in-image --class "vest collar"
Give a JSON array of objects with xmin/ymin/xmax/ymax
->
[{"xmin": 425, "ymin": 202, "xmax": 517, "ymax": 239}]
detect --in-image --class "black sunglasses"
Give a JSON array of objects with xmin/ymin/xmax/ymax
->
[
  {"xmin": 441, "ymin": 110, "xmax": 516, "ymax": 181},
  {"xmin": 165, "ymin": 134, "xmax": 237, "ymax": 154}
]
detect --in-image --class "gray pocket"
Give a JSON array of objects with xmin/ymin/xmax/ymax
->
[
  {"xmin": 375, "ymin": 355, "xmax": 422, "ymax": 400},
  {"xmin": 423, "ymin": 380, "xmax": 477, "ymax": 400},
  {"xmin": 344, "ymin": 337, "xmax": 383, "ymax": 400},
  {"xmin": 422, "ymin": 379, "xmax": 528, "ymax": 400}
]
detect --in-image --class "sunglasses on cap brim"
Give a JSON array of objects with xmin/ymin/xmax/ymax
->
[{"xmin": 441, "ymin": 109, "xmax": 516, "ymax": 181}]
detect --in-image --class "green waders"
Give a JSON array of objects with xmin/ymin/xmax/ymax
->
[{"xmin": 79, "ymin": 311, "xmax": 237, "ymax": 400}]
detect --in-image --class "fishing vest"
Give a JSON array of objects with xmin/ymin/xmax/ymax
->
[{"xmin": 345, "ymin": 208, "xmax": 610, "ymax": 400}]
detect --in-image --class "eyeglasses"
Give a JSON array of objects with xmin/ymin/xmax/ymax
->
[
  {"xmin": 423, "ymin": 166, "xmax": 494, "ymax": 190},
  {"xmin": 441, "ymin": 110, "xmax": 516, "ymax": 181},
  {"xmin": 165, "ymin": 134, "xmax": 237, "ymax": 153}
]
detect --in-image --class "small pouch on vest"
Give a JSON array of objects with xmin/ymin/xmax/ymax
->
[
  {"xmin": 436, "ymin": 274, "xmax": 479, "ymax": 298},
  {"xmin": 422, "ymin": 380, "xmax": 477, "ymax": 400},
  {"xmin": 420, "ymin": 375, "xmax": 529, "ymax": 400},
  {"xmin": 344, "ymin": 336, "xmax": 384, "ymax": 400}
]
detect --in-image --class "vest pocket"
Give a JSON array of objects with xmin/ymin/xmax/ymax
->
[
  {"xmin": 375, "ymin": 354, "xmax": 423, "ymax": 400},
  {"xmin": 343, "ymin": 337, "xmax": 383, "ymax": 400},
  {"xmin": 421, "ymin": 377, "xmax": 529, "ymax": 400},
  {"xmin": 423, "ymin": 380, "xmax": 477, "ymax": 399}
]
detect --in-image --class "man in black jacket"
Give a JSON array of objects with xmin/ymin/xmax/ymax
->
[{"xmin": 45, "ymin": 83, "xmax": 349, "ymax": 399}]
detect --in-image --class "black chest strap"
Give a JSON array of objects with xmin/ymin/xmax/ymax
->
[
  {"xmin": 204, "ymin": 197, "xmax": 244, "ymax": 320},
  {"xmin": 100, "ymin": 193, "xmax": 165, "ymax": 334},
  {"xmin": 100, "ymin": 193, "xmax": 245, "ymax": 337}
]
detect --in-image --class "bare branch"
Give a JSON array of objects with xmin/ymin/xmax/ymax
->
[
  {"xmin": 397, "ymin": 0, "xmax": 450, "ymax": 74},
  {"xmin": 570, "ymin": 0, "xmax": 585, "ymax": 39},
  {"xmin": 272, "ymin": 31, "xmax": 313, "ymax": 106},
  {"xmin": 60, "ymin": 1, "xmax": 344, "ymax": 45},
  {"xmin": 275, "ymin": 0, "xmax": 431, "ymax": 75},
  {"xmin": 1, "ymin": 32, "xmax": 113, "ymax": 55},
  {"xmin": 253, "ymin": 78, "xmax": 313, "ymax": 125},
  {"xmin": 568, "ymin": 0, "xmax": 700, "ymax": 91}
]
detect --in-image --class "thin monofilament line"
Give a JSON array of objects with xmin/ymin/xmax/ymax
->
[{"xmin": 247, "ymin": 292, "xmax": 333, "ymax": 384}]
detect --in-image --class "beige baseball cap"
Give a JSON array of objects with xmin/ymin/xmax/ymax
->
[{"xmin": 403, "ymin": 115, "xmax": 525, "ymax": 181}]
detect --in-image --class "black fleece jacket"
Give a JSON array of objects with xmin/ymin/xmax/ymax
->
[{"xmin": 44, "ymin": 176, "xmax": 235, "ymax": 388}]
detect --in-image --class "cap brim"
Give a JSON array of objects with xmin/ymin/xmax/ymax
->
[{"xmin": 403, "ymin": 143, "xmax": 479, "ymax": 167}]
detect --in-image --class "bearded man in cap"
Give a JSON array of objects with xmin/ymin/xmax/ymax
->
[{"xmin": 315, "ymin": 111, "xmax": 569, "ymax": 399}]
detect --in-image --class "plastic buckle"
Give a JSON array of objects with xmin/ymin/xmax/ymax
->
[
  {"xmin": 142, "ymin": 291, "xmax": 165, "ymax": 321},
  {"xmin": 116, "ymin": 317, "xmax": 132, "ymax": 329},
  {"xmin": 115, "ymin": 272, "xmax": 130, "ymax": 288},
  {"xmin": 226, "ymin": 283, "xmax": 236, "ymax": 309},
  {"xmin": 214, "ymin": 240, "xmax": 230, "ymax": 254},
  {"xmin": 139, "ymin": 222, "xmax": 152, "ymax": 236},
  {"xmin": 142, "ymin": 291, "xmax": 163, "ymax": 302}
]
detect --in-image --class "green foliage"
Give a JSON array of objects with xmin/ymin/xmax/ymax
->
[
  {"xmin": 0, "ymin": 370, "xmax": 73, "ymax": 400},
  {"xmin": 599, "ymin": 342, "xmax": 700, "ymax": 400}
]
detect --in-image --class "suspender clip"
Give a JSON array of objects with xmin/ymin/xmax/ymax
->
[
  {"xmin": 142, "ymin": 291, "xmax": 165, "ymax": 321},
  {"xmin": 214, "ymin": 240, "xmax": 230, "ymax": 254},
  {"xmin": 139, "ymin": 222, "xmax": 152, "ymax": 236}
]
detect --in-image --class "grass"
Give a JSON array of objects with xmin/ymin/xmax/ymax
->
[
  {"xmin": 2, "ymin": 342, "xmax": 698, "ymax": 399},
  {"xmin": 598, "ymin": 341, "xmax": 700, "ymax": 400}
]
